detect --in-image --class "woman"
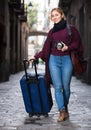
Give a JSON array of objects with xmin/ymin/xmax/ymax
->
[{"xmin": 30, "ymin": 7, "xmax": 83, "ymax": 122}]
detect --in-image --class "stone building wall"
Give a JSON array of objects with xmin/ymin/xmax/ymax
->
[
  {"xmin": 67, "ymin": 0, "xmax": 91, "ymax": 84},
  {"xmin": 0, "ymin": 0, "xmax": 29, "ymax": 82},
  {"xmin": 0, "ymin": 0, "xmax": 10, "ymax": 82}
]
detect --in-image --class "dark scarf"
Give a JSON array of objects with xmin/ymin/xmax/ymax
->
[{"xmin": 52, "ymin": 18, "xmax": 67, "ymax": 33}]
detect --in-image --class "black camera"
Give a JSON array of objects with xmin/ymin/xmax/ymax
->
[{"xmin": 55, "ymin": 41, "xmax": 64, "ymax": 50}]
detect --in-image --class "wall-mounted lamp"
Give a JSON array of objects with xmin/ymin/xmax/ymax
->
[{"xmin": 28, "ymin": 2, "xmax": 33, "ymax": 7}]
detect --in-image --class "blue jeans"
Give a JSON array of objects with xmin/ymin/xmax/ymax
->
[{"xmin": 49, "ymin": 54, "xmax": 73, "ymax": 111}]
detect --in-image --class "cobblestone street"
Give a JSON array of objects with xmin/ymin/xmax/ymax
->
[{"xmin": 0, "ymin": 64, "xmax": 91, "ymax": 130}]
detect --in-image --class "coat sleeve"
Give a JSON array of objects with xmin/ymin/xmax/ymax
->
[
  {"xmin": 34, "ymin": 29, "xmax": 53, "ymax": 61},
  {"xmin": 68, "ymin": 25, "xmax": 84, "ymax": 53}
]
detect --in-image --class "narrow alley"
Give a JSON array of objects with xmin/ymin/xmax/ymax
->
[{"xmin": 0, "ymin": 64, "xmax": 91, "ymax": 130}]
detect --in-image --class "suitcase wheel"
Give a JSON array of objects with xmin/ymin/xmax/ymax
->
[
  {"xmin": 36, "ymin": 114, "xmax": 40, "ymax": 117},
  {"xmin": 29, "ymin": 113, "xmax": 33, "ymax": 117},
  {"xmin": 44, "ymin": 113, "xmax": 48, "ymax": 117}
]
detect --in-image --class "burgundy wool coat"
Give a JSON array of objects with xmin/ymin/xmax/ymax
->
[{"xmin": 34, "ymin": 25, "xmax": 84, "ymax": 87}]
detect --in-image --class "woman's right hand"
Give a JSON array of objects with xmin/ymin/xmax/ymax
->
[{"xmin": 29, "ymin": 57, "xmax": 35, "ymax": 62}]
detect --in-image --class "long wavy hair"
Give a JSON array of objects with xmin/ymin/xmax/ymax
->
[{"xmin": 51, "ymin": 7, "xmax": 65, "ymax": 19}]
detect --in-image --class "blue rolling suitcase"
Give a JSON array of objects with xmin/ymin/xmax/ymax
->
[{"xmin": 20, "ymin": 60, "xmax": 53, "ymax": 117}]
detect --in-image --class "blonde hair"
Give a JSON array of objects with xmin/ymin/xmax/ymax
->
[{"xmin": 51, "ymin": 7, "xmax": 65, "ymax": 19}]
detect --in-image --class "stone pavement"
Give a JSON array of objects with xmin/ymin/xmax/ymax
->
[{"xmin": 0, "ymin": 64, "xmax": 91, "ymax": 130}]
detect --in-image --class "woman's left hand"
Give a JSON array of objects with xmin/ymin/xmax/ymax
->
[{"xmin": 61, "ymin": 43, "xmax": 68, "ymax": 52}]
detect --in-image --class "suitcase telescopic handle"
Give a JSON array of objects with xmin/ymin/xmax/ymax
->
[{"xmin": 23, "ymin": 59, "xmax": 38, "ymax": 80}]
